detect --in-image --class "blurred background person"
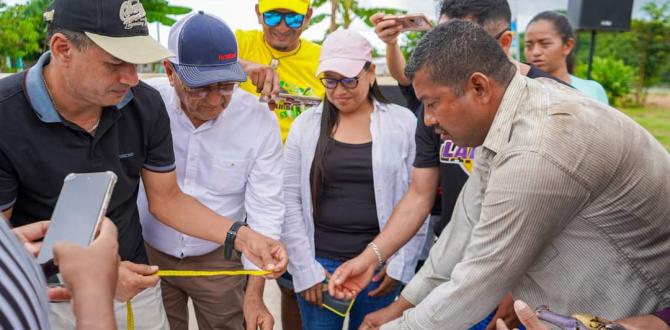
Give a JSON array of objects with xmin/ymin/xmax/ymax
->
[{"xmin": 525, "ymin": 11, "xmax": 609, "ymax": 104}]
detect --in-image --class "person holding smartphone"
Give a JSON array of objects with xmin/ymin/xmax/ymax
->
[
  {"xmin": 234, "ymin": 1, "xmax": 324, "ymax": 328},
  {"xmin": 281, "ymin": 29, "xmax": 427, "ymax": 330},
  {"xmin": 1, "ymin": 215, "xmax": 119, "ymax": 330},
  {"xmin": 0, "ymin": 0, "xmax": 287, "ymax": 328},
  {"xmin": 333, "ymin": 20, "xmax": 670, "ymax": 329},
  {"xmin": 340, "ymin": 1, "xmax": 572, "ymax": 329}
]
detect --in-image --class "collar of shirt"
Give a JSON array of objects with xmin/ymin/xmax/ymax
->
[
  {"xmin": 481, "ymin": 73, "xmax": 527, "ymax": 154},
  {"xmin": 24, "ymin": 51, "xmax": 134, "ymax": 123}
]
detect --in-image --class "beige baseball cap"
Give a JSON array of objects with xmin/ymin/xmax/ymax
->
[{"xmin": 44, "ymin": 0, "xmax": 172, "ymax": 64}]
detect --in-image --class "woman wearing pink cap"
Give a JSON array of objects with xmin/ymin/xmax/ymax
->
[{"xmin": 281, "ymin": 29, "xmax": 428, "ymax": 329}]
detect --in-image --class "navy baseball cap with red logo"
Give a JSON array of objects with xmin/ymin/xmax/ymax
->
[{"xmin": 168, "ymin": 11, "xmax": 246, "ymax": 88}]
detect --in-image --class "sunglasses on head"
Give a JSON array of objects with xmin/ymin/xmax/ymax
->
[{"xmin": 262, "ymin": 11, "xmax": 305, "ymax": 29}]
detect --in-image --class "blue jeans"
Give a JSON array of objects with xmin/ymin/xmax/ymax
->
[{"xmin": 296, "ymin": 256, "xmax": 401, "ymax": 330}]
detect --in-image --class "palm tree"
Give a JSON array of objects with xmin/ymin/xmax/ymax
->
[{"xmin": 310, "ymin": 0, "xmax": 405, "ymax": 34}]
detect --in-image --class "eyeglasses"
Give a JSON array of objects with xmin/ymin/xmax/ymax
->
[
  {"xmin": 262, "ymin": 11, "xmax": 305, "ymax": 29},
  {"xmin": 493, "ymin": 27, "xmax": 511, "ymax": 40},
  {"xmin": 181, "ymin": 82, "xmax": 238, "ymax": 99},
  {"xmin": 320, "ymin": 76, "xmax": 360, "ymax": 90}
]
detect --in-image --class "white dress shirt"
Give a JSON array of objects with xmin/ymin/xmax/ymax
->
[
  {"xmin": 282, "ymin": 99, "xmax": 429, "ymax": 293},
  {"xmin": 138, "ymin": 77, "xmax": 284, "ymax": 269}
]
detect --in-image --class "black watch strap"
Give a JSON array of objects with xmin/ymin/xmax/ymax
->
[{"xmin": 224, "ymin": 221, "xmax": 247, "ymax": 260}]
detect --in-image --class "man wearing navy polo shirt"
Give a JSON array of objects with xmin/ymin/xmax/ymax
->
[{"xmin": 0, "ymin": 0, "xmax": 287, "ymax": 328}]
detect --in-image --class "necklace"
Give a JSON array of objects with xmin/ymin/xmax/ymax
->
[
  {"xmin": 43, "ymin": 75, "xmax": 100, "ymax": 134},
  {"xmin": 263, "ymin": 39, "xmax": 302, "ymax": 70}
]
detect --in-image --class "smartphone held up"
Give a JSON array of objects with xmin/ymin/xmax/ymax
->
[
  {"xmin": 37, "ymin": 171, "xmax": 117, "ymax": 283},
  {"xmin": 382, "ymin": 13, "xmax": 433, "ymax": 32}
]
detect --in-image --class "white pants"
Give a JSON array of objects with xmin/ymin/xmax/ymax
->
[{"xmin": 49, "ymin": 284, "xmax": 170, "ymax": 330}]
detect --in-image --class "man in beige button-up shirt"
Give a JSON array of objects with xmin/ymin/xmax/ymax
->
[{"xmin": 370, "ymin": 20, "xmax": 670, "ymax": 329}]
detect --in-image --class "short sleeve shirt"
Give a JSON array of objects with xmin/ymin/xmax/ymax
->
[
  {"xmin": 235, "ymin": 30, "xmax": 324, "ymax": 142},
  {"xmin": 0, "ymin": 52, "xmax": 175, "ymax": 263}
]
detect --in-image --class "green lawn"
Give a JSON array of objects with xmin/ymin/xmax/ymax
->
[{"xmin": 620, "ymin": 107, "xmax": 670, "ymax": 151}]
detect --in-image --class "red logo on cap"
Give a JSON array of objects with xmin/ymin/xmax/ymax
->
[{"xmin": 218, "ymin": 53, "xmax": 236, "ymax": 61}]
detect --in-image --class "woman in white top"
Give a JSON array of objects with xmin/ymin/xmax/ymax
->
[{"xmin": 281, "ymin": 29, "xmax": 427, "ymax": 330}]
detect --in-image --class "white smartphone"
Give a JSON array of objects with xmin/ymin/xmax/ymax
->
[
  {"xmin": 382, "ymin": 13, "xmax": 433, "ymax": 32},
  {"xmin": 37, "ymin": 171, "xmax": 117, "ymax": 281}
]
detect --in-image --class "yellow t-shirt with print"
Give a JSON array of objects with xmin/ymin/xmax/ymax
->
[{"xmin": 235, "ymin": 30, "xmax": 324, "ymax": 142}]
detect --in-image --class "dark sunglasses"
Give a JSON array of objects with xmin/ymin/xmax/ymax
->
[{"xmin": 262, "ymin": 11, "xmax": 305, "ymax": 29}]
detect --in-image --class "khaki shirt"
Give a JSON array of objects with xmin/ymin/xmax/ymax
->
[{"xmin": 384, "ymin": 74, "xmax": 670, "ymax": 329}]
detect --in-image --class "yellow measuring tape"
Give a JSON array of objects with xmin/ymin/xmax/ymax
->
[{"xmin": 126, "ymin": 269, "xmax": 271, "ymax": 330}]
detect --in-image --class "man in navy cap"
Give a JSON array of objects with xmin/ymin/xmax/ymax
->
[
  {"xmin": 0, "ymin": 0, "xmax": 287, "ymax": 328},
  {"xmin": 138, "ymin": 11, "xmax": 282, "ymax": 330}
]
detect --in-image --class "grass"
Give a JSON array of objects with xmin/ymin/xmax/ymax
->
[{"xmin": 620, "ymin": 107, "xmax": 670, "ymax": 151}]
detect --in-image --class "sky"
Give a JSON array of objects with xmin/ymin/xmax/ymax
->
[{"xmin": 4, "ymin": 0, "xmax": 659, "ymax": 50}]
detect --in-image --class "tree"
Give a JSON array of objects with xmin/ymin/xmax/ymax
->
[
  {"xmin": 0, "ymin": 1, "xmax": 43, "ymax": 71},
  {"xmin": 0, "ymin": 0, "xmax": 191, "ymax": 71},
  {"xmin": 142, "ymin": 0, "xmax": 191, "ymax": 26},
  {"xmin": 629, "ymin": 1, "xmax": 670, "ymax": 104},
  {"xmin": 572, "ymin": 1, "xmax": 670, "ymax": 105},
  {"xmin": 310, "ymin": 0, "xmax": 405, "ymax": 34},
  {"xmin": 399, "ymin": 31, "xmax": 427, "ymax": 60},
  {"xmin": 576, "ymin": 56, "xmax": 637, "ymax": 106}
]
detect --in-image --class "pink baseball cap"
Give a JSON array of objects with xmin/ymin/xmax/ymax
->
[{"xmin": 316, "ymin": 29, "xmax": 373, "ymax": 78}]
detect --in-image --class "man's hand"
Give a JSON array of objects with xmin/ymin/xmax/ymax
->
[
  {"xmin": 115, "ymin": 261, "xmax": 160, "ymax": 301},
  {"xmin": 235, "ymin": 226, "xmax": 287, "ymax": 278},
  {"xmin": 300, "ymin": 281, "xmax": 326, "ymax": 307},
  {"xmin": 243, "ymin": 277, "xmax": 274, "ymax": 330},
  {"xmin": 240, "ymin": 59, "xmax": 280, "ymax": 101},
  {"xmin": 53, "ymin": 218, "xmax": 119, "ymax": 329},
  {"xmin": 12, "ymin": 220, "xmax": 50, "ymax": 256},
  {"xmin": 487, "ymin": 293, "xmax": 521, "ymax": 330},
  {"xmin": 359, "ymin": 297, "xmax": 412, "ymax": 330},
  {"xmin": 370, "ymin": 13, "xmax": 403, "ymax": 45},
  {"xmin": 616, "ymin": 314, "xmax": 670, "ymax": 330},
  {"xmin": 367, "ymin": 267, "xmax": 399, "ymax": 298},
  {"xmin": 328, "ymin": 250, "xmax": 377, "ymax": 300},
  {"xmin": 495, "ymin": 300, "xmax": 549, "ymax": 330}
]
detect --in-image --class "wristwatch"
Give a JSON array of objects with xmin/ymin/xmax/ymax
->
[{"xmin": 224, "ymin": 221, "xmax": 247, "ymax": 260}]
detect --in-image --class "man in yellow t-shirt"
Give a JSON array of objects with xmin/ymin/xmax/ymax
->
[{"xmin": 236, "ymin": 0, "xmax": 324, "ymax": 142}]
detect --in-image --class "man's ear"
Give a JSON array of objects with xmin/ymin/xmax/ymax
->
[
  {"xmin": 498, "ymin": 31, "xmax": 513, "ymax": 54},
  {"xmin": 49, "ymin": 33, "xmax": 74, "ymax": 64},
  {"xmin": 304, "ymin": 7, "xmax": 314, "ymax": 25},
  {"xmin": 255, "ymin": 5, "xmax": 262, "ymax": 25},
  {"xmin": 163, "ymin": 60, "xmax": 176, "ymax": 86},
  {"xmin": 467, "ymin": 72, "xmax": 493, "ymax": 103}
]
